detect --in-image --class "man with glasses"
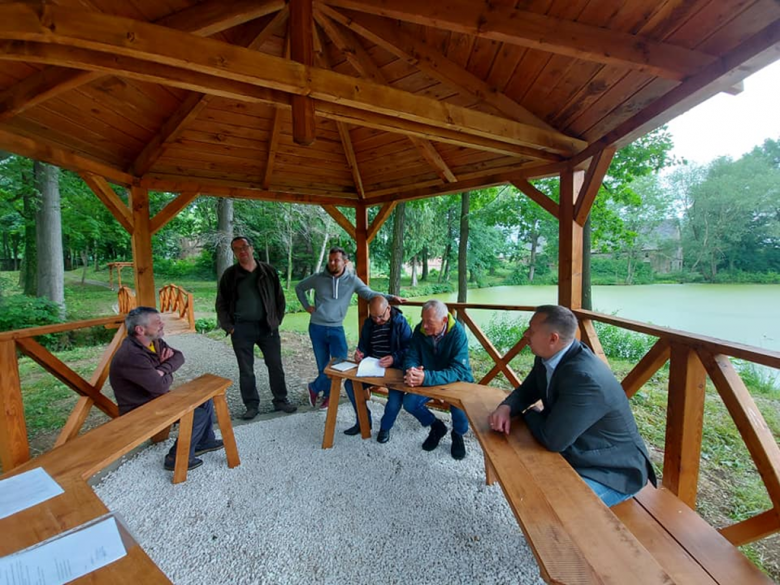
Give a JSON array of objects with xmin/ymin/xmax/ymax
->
[
  {"xmin": 110, "ymin": 307, "xmax": 223, "ymax": 471},
  {"xmin": 343, "ymin": 296, "xmax": 412, "ymax": 442},
  {"xmin": 216, "ymin": 236, "xmax": 297, "ymax": 420}
]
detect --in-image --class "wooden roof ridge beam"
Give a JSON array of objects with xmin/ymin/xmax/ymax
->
[
  {"xmin": 0, "ymin": 5, "xmax": 586, "ymax": 157},
  {"xmin": 407, "ymin": 136, "xmax": 456, "ymax": 183},
  {"xmin": 318, "ymin": 0, "xmax": 715, "ymax": 81},
  {"xmin": 511, "ymin": 177, "xmax": 559, "ymax": 219},
  {"xmin": 149, "ymin": 191, "xmax": 199, "ymax": 234},
  {"xmin": 290, "ymin": 0, "xmax": 316, "ymax": 146},
  {"xmin": 322, "ymin": 204, "xmax": 357, "ymax": 239},
  {"xmin": 367, "ymin": 201, "xmax": 396, "ymax": 243},
  {"xmin": 573, "ymin": 146, "xmax": 616, "ymax": 225},
  {"xmin": 319, "ymin": 5, "xmax": 554, "ymax": 131},
  {"xmin": 0, "ymin": 0, "xmax": 286, "ymax": 123},
  {"xmin": 79, "ymin": 172, "xmax": 134, "ymax": 232},
  {"xmin": 337, "ymin": 122, "xmax": 365, "ymax": 198}
]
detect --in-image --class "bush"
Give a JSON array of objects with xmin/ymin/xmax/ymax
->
[
  {"xmin": 593, "ymin": 320, "xmax": 655, "ymax": 362},
  {"xmin": 735, "ymin": 361, "xmax": 780, "ymax": 396},
  {"xmin": 195, "ymin": 317, "xmax": 218, "ymax": 334},
  {"xmin": 0, "ymin": 294, "xmax": 63, "ymax": 348},
  {"xmin": 483, "ymin": 315, "xmax": 529, "ymax": 354}
]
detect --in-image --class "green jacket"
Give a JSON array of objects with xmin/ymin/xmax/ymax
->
[{"xmin": 403, "ymin": 314, "xmax": 474, "ymax": 386}]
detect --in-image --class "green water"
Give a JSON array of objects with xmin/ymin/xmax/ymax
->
[{"xmin": 283, "ymin": 284, "xmax": 780, "ymax": 354}]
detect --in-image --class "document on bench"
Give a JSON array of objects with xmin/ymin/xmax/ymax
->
[
  {"xmin": 357, "ymin": 357, "xmax": 386, "ymax": 378},
  {"xmin": 331, "ymin": 360, "xmax": 358, "ymax": 372},
  {"xmin": 0, "ymin": 467, "xmax": 64, "ymax": 520},
  {"xmin": 0, "ymin": 515, "xmax": 127, "ymax": 585}
]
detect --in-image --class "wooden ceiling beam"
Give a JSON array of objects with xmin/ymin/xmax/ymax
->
[
  {"xmin": 574, "ymin": 146, "xmax": 616, "ymax": 225},
  {"xmin": 79, "ymin": 172, "xmax": 134, "ymax": 232},
  {"xmin": 407, "ymin": 136, "xmax": 456, "ymax": 183},
  {"xmin": 263, "ymin": 108, "xmax": 284, "ymax": 189},
  {"xmin": 0, "ymin": 5, "xmax": 586, "ymax": 156},
  {"xmin": 336, "ymin": 122, "xmax": 365, "ymax": 198},
  {"xmin": 320, "ymin": 6, "xmax": 553, "ymax": 131},
  {"xmin": 511, "ymin": 178, "xmax": 559, "ymax": 219},
  {"xmin": 367, "ymin": 201, "xmax": 396, "ymax": 243},
  {"xmin": 154, "ymin": 0, "xmax": 285, "ymax": 38},
  {"xmin": 318, "ymin": 0, "xmax": 714, "ymax": 81},
  {"xmin": 322, "ymin": 204, "xmax": 357, "ymax": 239},
  {"xmin": 149, "ymin": 191, "xmax": 199, "ymax": 235},
  {"xmin": 0, "ymin": 67, "xmax": 94, "ymax": 123},
  {"xmin": 290, "ymin": 0, "xmax": 316, "ymax": 146}
]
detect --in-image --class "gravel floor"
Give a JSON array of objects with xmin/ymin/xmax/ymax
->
[{"xmin": 94, "ymin": 401, "xmax": 544, "ymax": 585}]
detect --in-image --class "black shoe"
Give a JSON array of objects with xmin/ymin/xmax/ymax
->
[
  {"xmin": 241, "ymin": 407, "xmax": 259, "ymax": 420},
  {"xmin": 422, "ymin": 419, "xmax": 447, "ymax": 451},
  {"xmin": 344, "ymin": 423, "xmax": 361, "ymax": 436},
  {"xmin": 274, "ymin": 401, "xmax": 298, "ymax": 414},
  {"xmin": 451, "ymin": 431, "xmax": 466, "ymax": 460},
  {"xmin": 194, "ymin": 440, "xmax": 224, "ymax": 456},
  {"xmin": 163, "ymin": 455, "xmax": 203, "ymax": 471},
  {"xmin": 377, "ymin": 429, "xmax": 390, "ymax": 444}
]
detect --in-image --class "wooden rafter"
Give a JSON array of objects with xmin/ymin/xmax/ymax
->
[
  {"xmin": 0, "ymin": 68, "xmax": 93, "ymax": 123},
  {"xmin": 149, "ymin": 191, "xmax": 199, "ymax": 235},
  {"xmin": 322, "ymin": 204, "xmax": 356, "ymax": 239},
  {"xmin": 574, "ymin": 146, "xmax": 616, "ymax": 225},
  {"xmin": 79, "ymin": 172, "xmax": 133, "ymax": 232},
  {"xmin": 367, "ymin": 201, "xmax": 396, "ymax": 243},
  {"xmin": 154, "ymin": 0, "xmax": 285, "ymax": 37},
  {"xmin": 290, "ymin": 0, "xmax": 316, "ymax": 146},
  {"xmin": 318, "ymin": 0, "xmax": 714, "ymax": 81},
  {"xmin": 407, "ymin": 137, "xmax": 457, "ymax": 183},
  {"xmin": 511, "ymin": 177, "xmax": 559, "ymax": 219},
  {"xmin": 263, "ymin": 108, "xmax": 284, "ymax": 190},
  {"xmin": 336, "ymin": 122, "xmax": 365, "ymax": 198}
]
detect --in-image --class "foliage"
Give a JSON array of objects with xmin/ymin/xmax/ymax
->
[
  {"xmin": 735, "ymin": 362, "xmax": 779, "ymax": 396},
  {"xmin": 195, "ymin": 317, "xmax": 218, "ymax": 334},
  {"xmin": 0, "ymin": 294, "xmax": 62, "ymax": 331},
  {"xmin": 592, "ymin": 320, "xmax": 656, "ymax": 362},
  {"xmin": 482, "ymin": 315, "xmax": 530, "ymax": 354},
  {"xmin": 589, "ymin": 257, "xmax": 655, "ymax": 285}
]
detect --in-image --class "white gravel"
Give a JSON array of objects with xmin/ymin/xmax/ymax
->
[{"xmin": 94, "ymin": 401, "xmax": 544, "ymax": 585}]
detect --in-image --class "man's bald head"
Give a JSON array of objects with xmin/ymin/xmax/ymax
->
[{"xmin": 369, "ymin": 296, "xmax": 390, "ymax": 324}]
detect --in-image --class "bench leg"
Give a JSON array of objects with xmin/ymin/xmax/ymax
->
[
  {"xmin": 353, "ymin": 380, "xmax": 371, "ymax": 440},
  {"xmin": 151, "ymin": 425, "xmax": 171, "ymax": 443},
  {"xmin": 485, "ymin": 455, "xmax": 497, "ymax": 486},
  {"xmin": 173, "ymin": 411, "xmax": 194, "ymax": 484},
  {"xmin": 213, "ymin": 393, "xmax": 240, "ymax": 469},
  {"xmin": 322, "ymin": 377, "xmax": 342, "ymax": 449}
]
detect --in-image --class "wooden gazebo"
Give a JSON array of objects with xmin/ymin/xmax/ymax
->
[{"xmin": 2, "ymin": 1, "xmax": 780, "ymax": 582}]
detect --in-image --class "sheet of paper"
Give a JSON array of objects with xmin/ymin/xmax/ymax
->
[
  {"xmin": 0, "ymin": 467, "xmax": 64, "ymax": 520},
  {"xmin": 356, "ymin": 357, "xmax": 386, "ymax": 378},
  {"xmin": 331, "ymin": 360, "xmax": 358, "ymax": 372},
  {"xmin": 0, "ymin": 516, "xmax": 127, "ymax": 585}
]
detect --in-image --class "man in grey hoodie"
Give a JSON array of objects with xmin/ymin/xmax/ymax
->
[{"xmin": 295, "ymin": 246, "xmax": 404, "ymax": 409}]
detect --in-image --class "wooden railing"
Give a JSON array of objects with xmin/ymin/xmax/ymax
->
[
  {"xmin": 0, "ymin": 316, "xmax": 126, "ymax": 471},
  {"xmin": 401, "ymin": 300, "xmax": 780, "ymax": 546},
  {"xmin": 158, "ymin": 283, "xmax": 195, "ymax": 332},
  {"xmin": 117, "ymin": 285, "xmax": 136, "ymax": 313}
]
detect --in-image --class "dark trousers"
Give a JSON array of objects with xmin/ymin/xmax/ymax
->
[
  {"xmin": 168, "ymin": 400, "xmax": 216, "ymax": 460},
  {"xmin": 230, "ymin": 321, "xmax": 289, "ymax": 408}
]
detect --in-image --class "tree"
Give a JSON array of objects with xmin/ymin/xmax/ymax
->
[
  {"xmin": 457, "ymin": 191, "xmax": 470, "ymax": 303},
  {"xmin": 34, "ymin": 161, "xmax": 65, "ymax": 317},
  {"xmin": 388, "ymin": 202, "xmax": 405, "ymax": 295},
  {"xmin": 215, "ymin": 198, "xmax": 234, "ymax": 280}
]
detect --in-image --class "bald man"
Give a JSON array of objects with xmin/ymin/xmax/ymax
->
[{"xmin": 343, "ymin": 296, "xmax": 413, "ymax": 442}]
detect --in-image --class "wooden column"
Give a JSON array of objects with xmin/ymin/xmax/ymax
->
[
  {"xmin": 355, "ymin": 202, "xmax": 369, "ymax": 331},
  {"xmin": 663, "ymin": 343, "xmax": 707, "ymax": 508},
  {"xmin": 290, "ymin": 0, "xmax": 315, "ymax": 145},
  {"xmin": 0, "ymin": 340, "xmax": 29, "ymax": 470},
  {"xmin": 130, "ymin": 185, "xmax": 156, "ymax": 307},
  {"xmin": 558, "ymin": 169, "xmax": 584, "ymax": 309}
]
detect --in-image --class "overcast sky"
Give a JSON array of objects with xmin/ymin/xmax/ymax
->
[{"xmin": 665, "ymin": 59, "xmax": 780, "ymax": 165}]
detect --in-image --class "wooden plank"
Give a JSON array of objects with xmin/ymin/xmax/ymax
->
[
  {"xmin": 53, "ymin": 396, "xmax": 94, "ymax": 448},
  {"xmin": 172, "ymin": 410, "xmax": 194, "ymax": 484},
  {"xmin": 336, "ymin": 122, "xmax": 365, "ymax": 197},
  {"xmin": 578, "ymin": 318, "xmax": 609, "ymax": 367},
  {"xmin": 263, "ymin": 107, "xmax": 284, "ymax": 189},
  {"xmin": 558, "ymin": 169, "xmax": 583, "ymax": 310},
  {"xmin": 511, "ymin": 177, "xmax": 559, "ymax": 218},
  {"xmin": 322, "ymin": 375, "xmax": 342, "ymax": 448},
  {"xmin": 622, "ymin": 337, "xmax": 671, "ymax": 398},
  {"xmin": 88, "ymin": 323, "xmax": 126, "ymax": 391},
  {"xmin": 155, "ymin": 0, "xmax": 285, "ymax": 38},
  {"xmin": 366, "ymin": 200, "xmax": 396, "ymax": 243},
  {"xmin": 0, "ymin": 316, "xmax": 124, "ymax": 342},
  {"xmin": 479, "ymin": 337, "xmax": 528, "ymax": 387},
  {"xmin": 79, "ymin": 172, "xmax": 134, "ymax": 232},
  {"xmin": 663, "ymin": 343, "xmax": 706, "ymax": 507},
  {"xmin": 0, "ymin": 68, "xmax": 95, "ymax": 122},
  {"xmin": 129, "ymin": 185, "xmax": 156, "ymax": 307},
  {"xmin": 407, "ymin": 136, "xmax": 457, "ymax": 183},
  {"xmin": 719, "ymin": 509, "xmax": 780, "ymax": 547},
  {"xmin": 149, "ymin": 191, "xmax": 199, "ymax": 234},
  {"xmin": 697, "ymin": 350, "xmax": 780, "ymax": 512},
  {"xmin": 213, "ymin": 393, "xmax": 240, "ymax": 468},
  {"xmin": 290, "ymin": 0, "xmax": 316, "ymax": 145},
  {"xmin": 0, "ymin": 340, "xmax": 29, "ymax": 470},
  {"xmin": 15, "ymin": 337, "xmax": 120, "ymax": 418},
  {"xmin": 322, "ymin": 204, "xmax": 356, "ymax": 239},
  {"xmin": 574, "ymin": 146, "xmax": 616, "ymax": 225},
  {"xmin": 458, "ymin": 309, "xmax": 521, "ymax": 387}
]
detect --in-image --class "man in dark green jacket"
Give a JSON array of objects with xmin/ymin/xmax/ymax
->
[{"xmin": 403, "ymin": 299, "xmax": 474, "ymax": 460}]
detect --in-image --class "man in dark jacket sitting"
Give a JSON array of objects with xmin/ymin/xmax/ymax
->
[
  {"xmin": 488, "ymin": 305, "xmax": 656, "ymax": 506},
  {"xmin": 110, "ymin": 306, "xmax": 222, "ymax": 471},
  {"xmin": 344, "ymin": 296, "xmax": 412, "ymax": 443}
]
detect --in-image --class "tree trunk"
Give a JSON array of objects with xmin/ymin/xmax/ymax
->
[
  {"xmin": 457, "ymin": 191, "xmax": 470, "ymax": 303},
  {"xmin": 440, "ymin": 207, "xmax": 453, "ymax": 283},
  {"xmin": 80, "ymin": 248, "xmax": 89, "ymax": 284},
  {"xmin": 582, "ymin": 215, "xmax": 593, "ymax": 310},
  {"xmin": 388, "ymin": 202, "xmax": 405, "ymax": 296},
  {"xmin": 421, "ymin": 246, "xmax": 429, "ymax": 281},
  {"xmin": 286, "ymin": 228, "xmax": 293, "ymax": 290},
  {"xmin": 34, "ymin": 162, "xmax": 65, "ymax": 317},
  {"xmin": 265, "ymin": 242, "xmax": 270, "ymax": 264},
  {"xmin": 528, "ymin": 221, "xmax": 539, "ymax": 282},
  {"xmin": 410, "ymin": 255, "xmax": 418, "ymax": 287},
  {"xmin": 21, "ymin": 169, "xmax": 38, "ymax": 296},
  {"xmin": 315, "ymin": 216, "xmax": 332, "ymax": 273},
  {"xmin": 93, "ymin": 238, "xmax": 99, "ymax": 271},
  {"xmin": 215, "ymin": 198, "xmax": 234, "ymax": 280}
]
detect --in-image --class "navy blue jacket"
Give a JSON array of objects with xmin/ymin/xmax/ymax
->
[
  {"xmin": 357, "ymin": 306, "xmax": 412, "ymax": 366},
  {"xmin": 403, "ymin": 314, "xmax": 474, "ymax": 386}
]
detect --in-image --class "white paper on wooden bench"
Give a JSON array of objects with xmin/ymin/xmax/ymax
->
[
  {"xmin": 0, "ymin": 467, "xmax": 64, "ymax": 520},
  {"xmin": 357, "ymin": 357, "xmax": 386, "ymax": 378},
  {"xmin": 0, "ymin": 515, "xmax": 127, "ymax": 585},
  {"xmin": 331, "ymin": 360, "xmax": 358, "ymax": 372}
]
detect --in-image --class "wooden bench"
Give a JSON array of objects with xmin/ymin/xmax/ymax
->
[
  {"xmin": 325, "ymin": 366, "xmax": 773, "ymax": 584},
  {"xmin": 1, "ymin": 373, "xmax": 240, "ymax": 584}
]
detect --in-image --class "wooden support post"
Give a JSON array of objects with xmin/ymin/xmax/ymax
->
[
  {"xmin": 355, "ymin": 202, "xmax": 370, "ymax": 331},
  {"xmin": 130, "ymin": 185, "xmax": 156, "ymax": 307},
  {"xmin": 213, "ymin": 393, "xmax": 240, "ymax": 468},
  {"xmin": 0, "ymin": 340, "xmax": 29, "ymax": 470},
  {"xmin": 663, "ymin": 343, "xmax": 707, "ymax": 508},
  {"xmin": 558, "ymin": 169, "xmax": 584, "ymax": 309},
  {"xmin": 290, "ymin": 0, "xmax": 315, "ymax": 145},
  {"xmin": 172, "ymin": 410, "xmax": 194, "ymax": 484}
]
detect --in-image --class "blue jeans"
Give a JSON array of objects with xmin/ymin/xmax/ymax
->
[
  {"xmin": 402, "ymin": 394, "xmax": 469, "ymax": 435},
  {"xmin": 168, "ymin": 400, "xmax": 216, "ymax": 461},
  {"xmin": 583, "ymin": 477, "xmax": 634, "ymax": 507},
  {"xmin": 343, "ymin": 383, "xmax": 404, "ymax": 430},
  {"xmin": 308, "ymin": 323, "xmax": 348, "ymax": 397}
]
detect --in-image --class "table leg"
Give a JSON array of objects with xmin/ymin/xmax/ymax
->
[
  {"xmin": 213, "ymin": 393, "xmax": 240, "ymax": 468},
  {"xmin": 173, "ymin": 411, "xmax": 194, "ymax": 484},
  {"xmin": 353, "ymin": 380, "xmax": 371, "ymax": 440},
  {"xmin": 322, "ymin": 376, "xmax": 342, "ymax": 449}
]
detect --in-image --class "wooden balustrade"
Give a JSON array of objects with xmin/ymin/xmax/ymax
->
[
  {"xmin": 158, "ymin": 283, "xmax": 195, "ymax": 333},
  {"xmin": 117, "ymin": 285, "xmax": 136, "ymax": 313},
  {"xmin": 400, "ymin": 300, "xmax": 780, "ymax": 546}
]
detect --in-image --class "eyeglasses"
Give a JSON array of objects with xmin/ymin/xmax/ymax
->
[
  {"xmin": 370, "ymin": 307, "xmax": 390, "ymax": 322},
  {"xmin": 232, "ymin": 245, "xmax": 251, "ymax": 253}
]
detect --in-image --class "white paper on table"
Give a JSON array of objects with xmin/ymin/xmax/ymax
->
[
  {"xmin": 0, "ymin": 467, "xmax": 64, "ymax": 520},
  {"xmin": 331, "ymin": 360, "xmax": 358, "ymax": 372},
  {"xmin": 356, "ymin": 357, "xmax": 386, "ymax": 378},
  {"xmin": 0, "ymin": 515, "xmax": 127, "ymax": 585}
]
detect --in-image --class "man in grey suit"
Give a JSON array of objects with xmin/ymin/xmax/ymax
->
[{"xmin": 488, "ymin": 305, "xmax": 656, "ymax": 506}]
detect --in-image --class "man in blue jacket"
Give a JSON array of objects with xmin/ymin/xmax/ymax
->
[
  {"xmin": 488, "ymin": 305, "xmax": 656, "ymax": 506},
  {"xmin": 403, "ymin": 299, "xmax": 474, "ymax": 460},
  {"xmin": 344, "ymin": 296, "xmax": 412, "ymax": 443}
]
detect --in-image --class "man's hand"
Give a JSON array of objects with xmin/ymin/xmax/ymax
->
[
  {"xmin": 306, "ymin": 306, "xmax": 316, "ymax": 314},
  {"xmin": 156, "ymin": 369, "xmax": 165, "ymax": 377},
  {"xmin": 378, "ymin": 355, "xmax": 394, "ymax": 368},
  {"xmin": 159, "ymin": 347, "xmax": 174, "ymax": 362},
  {"xmin": 404, "ymin": 366, "xmax": 425, "ymax": 387},
  {"xmin": 523, "ymin": 399, "xmax": 544, "ymax": 414},
  {"xmin": 390, "ymin": 295, "xmax": 407, "ymax": 304},
  {"xmin": 354, "ymin": 349, "xmax": 364, "ymax": 362},
  {"xmin": 488, "ymin": 404, "xmax": 512, "ymax": 434}
]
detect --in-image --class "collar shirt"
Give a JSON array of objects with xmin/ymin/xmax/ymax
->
[
  {"xmin": 542, "ymin": 340, "xmax": 574, "ymax": 390},
  {"xmin": 432, "ymin": 323, "xmax": 447, "ymax": 351}
]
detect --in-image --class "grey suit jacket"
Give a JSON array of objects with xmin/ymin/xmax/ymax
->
[{"xmin": 501, "ymin": 340, "xmax": 656, "ymax": 495}]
